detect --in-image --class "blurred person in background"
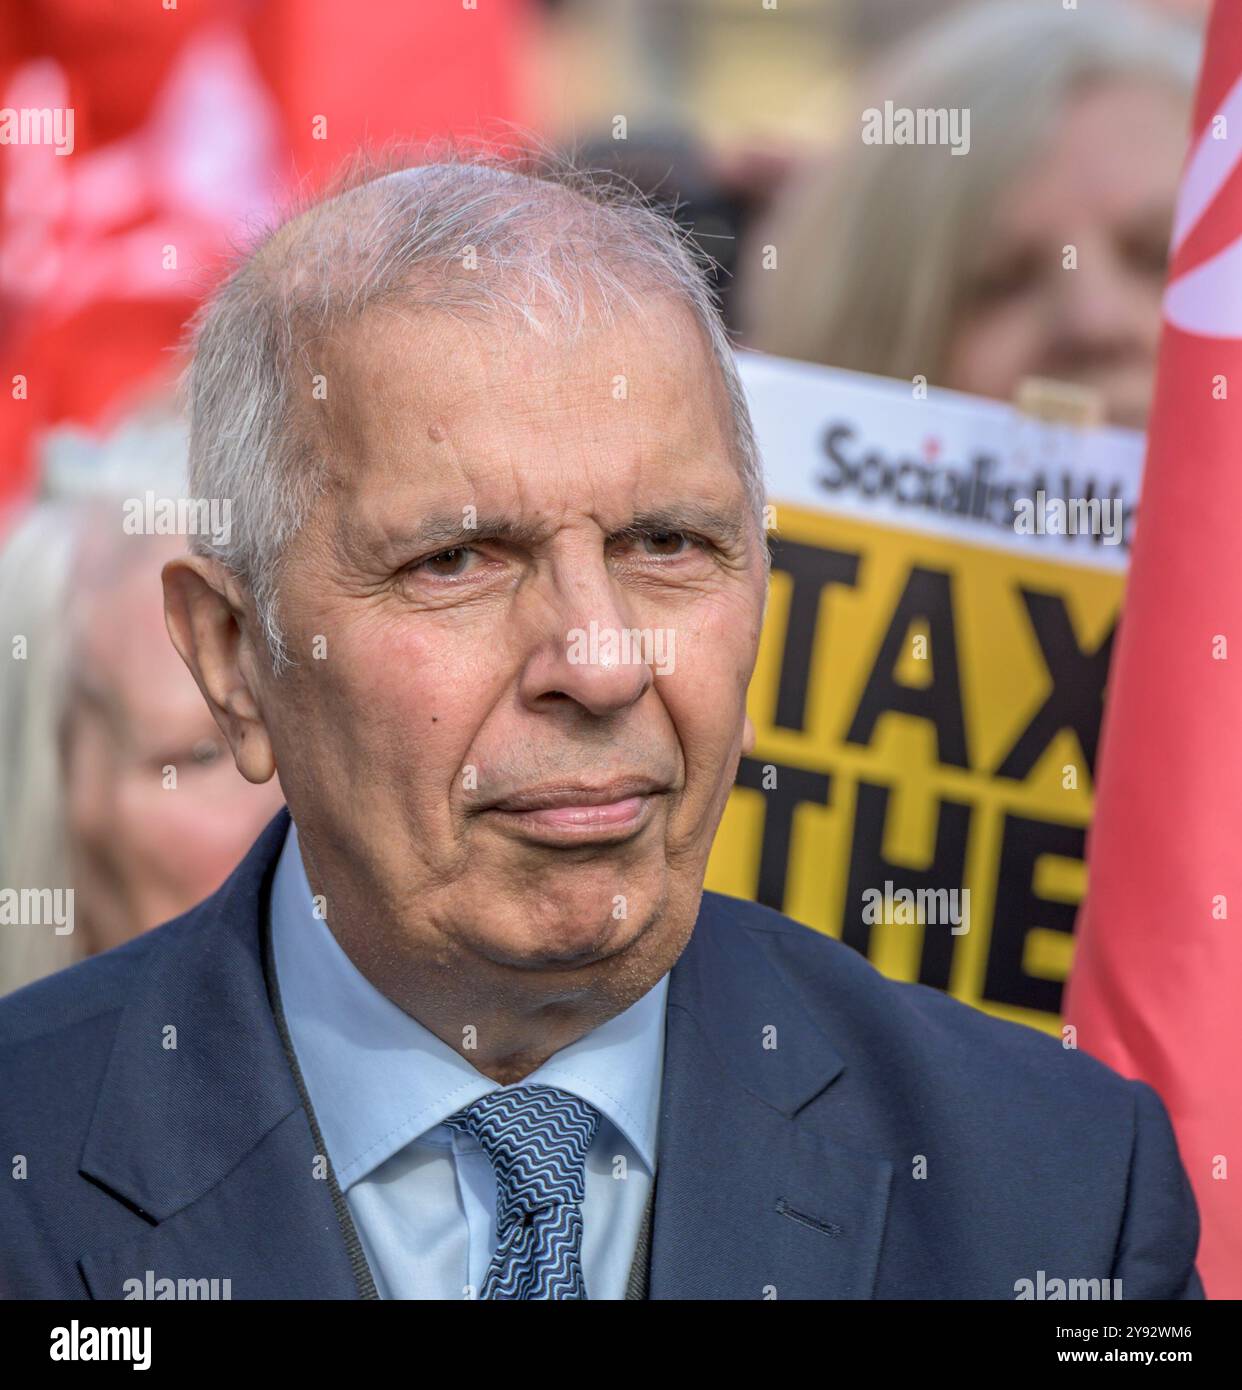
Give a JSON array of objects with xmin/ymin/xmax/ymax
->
[
  {"xmin": 741, "ymin": 0, "xmax": 1201, "ymax": 430},
  {"xmin": 0, "ymin": 408, "xmax": 285, "ymax": 995}
]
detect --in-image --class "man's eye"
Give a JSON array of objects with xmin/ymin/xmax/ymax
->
[
  {"xmin": 418, "ymin": 547, "xmax": 476, "ymax": 577},
  {"xmin": 640, "ymin": 531, "xmax": 692, "ymax": 557}
]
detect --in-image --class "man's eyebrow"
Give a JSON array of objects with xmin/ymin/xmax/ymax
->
[
  {"xmin": 384, "ymin": 502, "xmax": 750, "ymax": 554},
  {"xmin": 394, "ymin": 514, "xmax": 549, "ymax": 551},
  {"xmin": 622, "ymin": 504, "xmax": 749, "ymax": 547}
]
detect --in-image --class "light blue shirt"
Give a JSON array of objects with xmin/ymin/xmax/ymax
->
[{"xmin": 270, "ymin": 820, "xmax": 668, "ymax": 1300}]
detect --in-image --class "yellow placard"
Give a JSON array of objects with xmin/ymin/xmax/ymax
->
[{"xmin": 706, "ymin": 502, "xmax": 1119, "ymax": 1036}]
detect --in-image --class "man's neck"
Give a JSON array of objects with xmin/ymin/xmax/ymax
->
[{"xmin": 365, "ymin": 962, "xmax": 649, "ymax": 1083}]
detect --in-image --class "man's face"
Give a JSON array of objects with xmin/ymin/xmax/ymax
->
[{"xmin": 253, "ymin": 293, "xmax": 766, "ymax": 990}]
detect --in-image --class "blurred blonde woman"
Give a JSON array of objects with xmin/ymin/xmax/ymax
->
[
  {"xmin": 0, "ymin": 408, "xmax": 285, "ymax": 994},
  {"xmin": 741, "ymin": 0, "xmax": 1201, "ymax": 429}
]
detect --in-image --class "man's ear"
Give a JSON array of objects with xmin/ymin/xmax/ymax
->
[{"xmin": 162, "ymin": 555, "xmax": 277, "ymax": 785}]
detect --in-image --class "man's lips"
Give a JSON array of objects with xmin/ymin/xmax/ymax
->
[
  {"xmin": 483, "ymin": 778, "xmax": 666, "ymax": 813},
  {"xmin": 478, "ymin": 779, "xmax": 668, "ymax": 844}
]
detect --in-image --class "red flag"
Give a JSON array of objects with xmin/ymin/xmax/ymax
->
[
  {"xmin": 0, "ymin": 0, "xmax": 537, "ymax": 511},
  {"xmin": 1065, "ymin": 0, "xmax": 1242, "ymax": 1298}
]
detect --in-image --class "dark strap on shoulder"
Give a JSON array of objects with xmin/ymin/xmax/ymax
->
[
  {"xmin": 625, "ymin": 1179, "xmax": 655, "ymax": 1300},
  {"xmin": 260, "ymin": 884, "xmax": 381, "ymax": 1300}
]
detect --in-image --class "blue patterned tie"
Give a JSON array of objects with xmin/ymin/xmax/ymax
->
[{"xmin": 447, "ymin": 1083, "xmax": 599, "ymax": 1299}]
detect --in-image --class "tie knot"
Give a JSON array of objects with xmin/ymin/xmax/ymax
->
[{"xmin": 447, "ymin": 1084, "xmax": 600, "ymax": 1225}]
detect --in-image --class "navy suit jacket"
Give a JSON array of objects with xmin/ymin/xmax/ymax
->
[{"xmin": 0, "ymin": 810, "xmax": 1203, "ymax": 1299}]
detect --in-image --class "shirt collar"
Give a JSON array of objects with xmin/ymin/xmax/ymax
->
[{"xmin": 270, "ymin": 819, "xmax": 668, "ymax": 1190}]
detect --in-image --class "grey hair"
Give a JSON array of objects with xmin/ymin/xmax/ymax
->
[
  {"xmin": 742, "ymin": 0, "xmax": 1201, "ymax": 378},
  {"xmin": 184, "ymin": 144, "xmax": 767, "ymax": 672}
]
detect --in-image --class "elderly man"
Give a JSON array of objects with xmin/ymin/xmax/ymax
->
[{"xmin": 0, "ymin": 156, "xmax": 1201, "ymax": 1301}]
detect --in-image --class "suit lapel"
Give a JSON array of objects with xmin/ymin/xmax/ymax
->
[
  {"xmin": 75, "ymin": 820, "xmax": 889, "ymax": 1299},
  {"xmin": 650, "ymin": 896, "xmax": 893, "ymax": 1299},
  {"xmin": 77, "ymin": 809, "xmax": 363, "ymax": 1300},
  {"xmin": 79, "ymin": 1109, "xmax": 361, "ymax": 1299}
]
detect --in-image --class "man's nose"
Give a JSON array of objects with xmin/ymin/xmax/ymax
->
[{"xmin": 515, "ymin": 566, "xmax": 655, "ymax": 719}]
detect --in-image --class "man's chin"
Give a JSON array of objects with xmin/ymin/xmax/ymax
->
[{"xmin": 466, "ymin": 900, "xmax": 656, "ymax": 973}]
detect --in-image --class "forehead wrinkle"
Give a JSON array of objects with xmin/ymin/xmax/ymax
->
[
  {"xmin": 298, "ymin": 293, "xmax": 750, "ymax": 578},
  {"xmin": 322, "ymin": 291, "xmax": 723, "ymax": 458}
]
